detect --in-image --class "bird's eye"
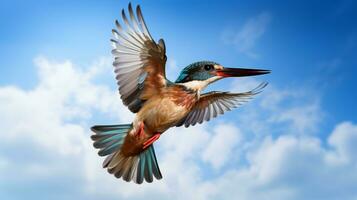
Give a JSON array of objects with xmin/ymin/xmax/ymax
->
[{"xmin": 204, "ymin": 64, "xmax": 213, "ymax": 71}]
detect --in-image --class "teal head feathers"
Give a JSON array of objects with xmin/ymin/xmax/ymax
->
[
  {"xmin": 175, "ymin": 61, "xmax": 270, "ymax": 90},
  {"xmin": 175, "ymin": 61, "xmax": 219, "ymax": 83}
]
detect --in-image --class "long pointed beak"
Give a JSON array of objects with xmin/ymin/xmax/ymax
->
[{"xmin": 216, "ymin": 67, "xmax": 271, "ymax": 77}]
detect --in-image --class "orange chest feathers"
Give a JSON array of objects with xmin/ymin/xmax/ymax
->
[
  {"xmin": 136, "ymin": 85, "xmax": 197, "ymax": 133},
  {"xmin": 165, "ymin": 85, "xmax": 198, "ymax": 110}
]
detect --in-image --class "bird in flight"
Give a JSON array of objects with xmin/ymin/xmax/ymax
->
[{"xmin": 91, "ymin": 3, "xmax": 270, "ymax": 184}]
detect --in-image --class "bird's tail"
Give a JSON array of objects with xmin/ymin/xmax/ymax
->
[{"xmin": 90, "ymin": 124, "xmax": 162, "ymax": 184}]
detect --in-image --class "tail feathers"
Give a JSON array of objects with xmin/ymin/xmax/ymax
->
[
  {"xmin": 104, "ymin": 145, "xmax": 162, "ymax": 184},
  {"xmin": 91, "ymin": 124, "xmax": 131, "ymax": 156},
  {"xmin": 90, "ymin": 124, "xmax": 162, "ymax": 184},
  {"xmin": 136, "ymin": 145, "xmax": 162, "ymax": 183}
]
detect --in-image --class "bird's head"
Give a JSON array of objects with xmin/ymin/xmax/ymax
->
[{"xmin": 175, "ymin": 61, "xmax": 270, "ymax": 91}]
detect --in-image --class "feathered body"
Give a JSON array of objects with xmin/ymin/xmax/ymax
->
[
  {"xmin": 136, "ymin": 85, "xmax": 197, "ymax": 133},
  {"xmin": 121, "ymin": 85, "xmax": 197, "ymax": 156},
  {"xmin": 90, "ymin": 3, "xmax": 270, "ymax": 184}
]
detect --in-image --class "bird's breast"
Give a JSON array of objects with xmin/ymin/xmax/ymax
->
[{"xmin": 136, "ymin": 86, "xmax": 197, "ymax": 133}]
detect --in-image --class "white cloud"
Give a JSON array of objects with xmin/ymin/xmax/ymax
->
[
  {"xmin": 202, "ymin": 124, "xmax": 242, "ymax": 170},
  {"xmin": 221, "ymin": 12, "xmax": 272, "ymax": 58},
  {"xmin": 0, "ymin": 56, "xmax": 134, "ymax": 199},
  {"xmin": 195, "ymin": 123, "xmax": 357, "ymax": 200},
  {"xmin": 326, "ymin": 121, "xmax": 357, "ymax": 165},
  {"xmin": 1, "ymin": 56, "xmax": 357, "ymax": 200}
]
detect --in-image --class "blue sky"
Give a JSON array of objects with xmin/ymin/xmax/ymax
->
[{"xmin": 1, "ymin": 0, "xmax": 357, "ymax": 199}]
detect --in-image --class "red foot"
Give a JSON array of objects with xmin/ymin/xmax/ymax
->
[
  {"xmin": 143, "ymin": 133, "xmax": 161, "ymax": 149},
  {"xmin": 135, "ymin": 122, "xmax": 145, "ymax": 138}
]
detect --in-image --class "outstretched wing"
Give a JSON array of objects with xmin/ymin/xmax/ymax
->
[
  {"xmin": 111, "ymin": 3, "xmax": 167, "ymax": 113},
  {"xmin": 176, "ymin": 82, "xmax": 268, "ymax": 127}
]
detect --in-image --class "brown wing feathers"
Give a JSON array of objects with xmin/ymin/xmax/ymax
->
[{"xmin": 111, "ymin": 3, "xmax": 167, "ymax": 113}]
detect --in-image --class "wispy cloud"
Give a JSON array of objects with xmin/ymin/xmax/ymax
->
[
  {"xmin": 229, "ymin": 78, "xmax": 323, "ymax": 135},
  {"xmin": 221, "ymin": 12, "xmax": 272, "ymax": 58},
  {"xmin": 202, "ymin": 124, "xmax": 242, "ymax": 170}
]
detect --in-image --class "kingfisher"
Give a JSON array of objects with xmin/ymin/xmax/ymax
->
[{"xmin": 91, "ymin": 3, "xmax": 270, "ymax": 184}]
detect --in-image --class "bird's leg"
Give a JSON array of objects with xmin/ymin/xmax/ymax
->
[
  {"xmin": 142, "ymin": 133, "xmax": 161, "ymax": 149},
  {"xmin": 135, "ymin": 121, "xmax": 145, "ymax": 138}
]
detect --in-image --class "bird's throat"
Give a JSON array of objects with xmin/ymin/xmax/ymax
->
[{"xmin": 179, "ymin": 76, "xmax": 222, "ymax": 92}]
